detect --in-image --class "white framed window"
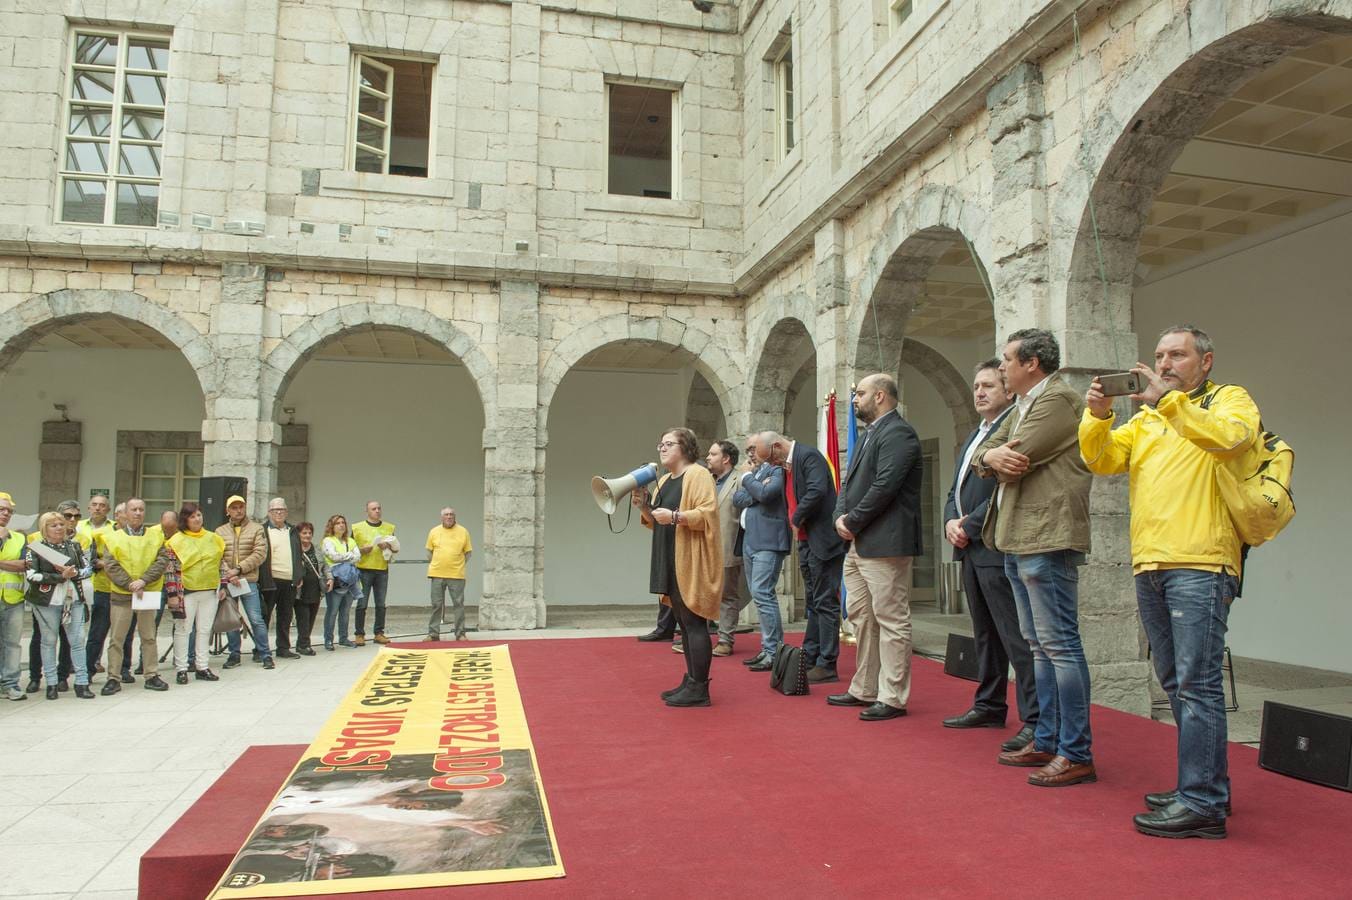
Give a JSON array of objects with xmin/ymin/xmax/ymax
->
[
  {"xmin": 890, "ymin": 0, "xmax": 915, "ymax": 34},
  {"xmin": 606, "ymin": 82, "xmax": 678, "ymax": 199},
  {"xmin": 773, "ymin": 43, "xmax": 795, "ymax": 159},
  {"xmin": 59, "ymin": 29, "xmax": 170, "ymax": 226},
  {"xmin": 137, "ymin": 450, "xmax": 202, "ymax": 522},
  {"xmin": 348, "ymin": 52, "xmax": 434, "ymax": 177}
]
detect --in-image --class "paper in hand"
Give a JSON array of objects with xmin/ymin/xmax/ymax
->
[
  {"xmin": 26, "ymin": 541, "xmax": 72, "ymax": 569},
  {"xmin": 132, "ymin": 590, "xmax": 162, "ymax": 610}
]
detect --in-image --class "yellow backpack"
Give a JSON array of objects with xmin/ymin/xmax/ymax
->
[{"xmin": 1202, "ymin": 386, "xmax": 1295, "ymax": 548}]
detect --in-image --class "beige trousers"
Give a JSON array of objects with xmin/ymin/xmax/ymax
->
[
  {"xmin": 108, "ymin": 596, "xmax": 158, "ymax": 677},
  {"xmin": 843, "ymin": 547, "xmax": 913, "ymax": 709}
]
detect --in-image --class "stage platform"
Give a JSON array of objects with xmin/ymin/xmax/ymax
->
[{"xmin": 142, "ymin": 636, "xmax": 1352, "ymax": 898}]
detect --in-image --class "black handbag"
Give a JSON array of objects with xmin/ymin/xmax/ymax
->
[{"xmin": 769, "ymin": 643, "xmax": 809, "ymax": 696}]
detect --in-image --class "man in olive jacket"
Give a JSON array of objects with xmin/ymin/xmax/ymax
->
[{"xmin": 974, "ymin": 328, "xmax": 1095, "ymax": 788}]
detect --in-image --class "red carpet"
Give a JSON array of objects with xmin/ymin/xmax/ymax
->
[{"xmin": 145, "ymin": 636, "xmax": 1352, "ymax": 898}]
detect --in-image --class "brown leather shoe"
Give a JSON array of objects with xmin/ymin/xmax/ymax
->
[
  {"xmin": 998, "ymin": 742, "xmax": 1055, "ymax": 768},
  {"xmin": 711, "ymin": 642, "xmax": 732, "ymax": 657},
  {"xmin": 1028, "ymin": 755, "xmax": 1097, "ymax": 787},
  {"xmin": 373, "ymin": 633, "xmax": 390, "ymax": 645}
]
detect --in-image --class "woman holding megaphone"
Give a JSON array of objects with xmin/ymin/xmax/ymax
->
[{"xmin": 633, "ymin": 427, "xmax": 722, "ymax": 707}]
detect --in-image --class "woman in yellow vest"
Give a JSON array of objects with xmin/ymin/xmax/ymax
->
[
  {"xmin": 166, "ymin": 502, "xmax": 226, "ymax": 685},
  {"xmin": 0, "ymin": 493, "xmax": 30, "ymax": 701},
  {"xmin": 23, "ymin": 512, "xmax": 95, "ymax": 699}
]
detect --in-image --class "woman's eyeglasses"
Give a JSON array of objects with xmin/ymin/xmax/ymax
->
[{"xmin": 656, "ymin": 441, "xmax": 677, "ymax": 450}]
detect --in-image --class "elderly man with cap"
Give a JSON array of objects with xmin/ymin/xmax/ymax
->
[
  {"xmin": 23, "ymin": 499, "xmax": 83, "ymax": 693},
  {"xmin": 0, "ymin": 493, "xmax": 29, "ymax": 701},
  {"xmin": 216, "ymin": 494, "xmax": 272, "ymax": 670}
]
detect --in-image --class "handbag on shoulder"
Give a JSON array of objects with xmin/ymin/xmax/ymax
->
[{"xmin": 769, "ymin": 643, "xmax": 810, "ymax": 696}]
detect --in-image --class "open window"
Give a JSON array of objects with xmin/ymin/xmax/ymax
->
[
  {"xmin": 607, "ymin": 82, "xmax": 677, "ymax": 199},
  {"xmin": 349, "ymin": 53, "xmax": 434, "ymax": 177}
]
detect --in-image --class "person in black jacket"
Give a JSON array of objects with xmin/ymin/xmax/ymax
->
[
  {"xmin": 261, "ymin": 498, "xmax": 305, "ymax": 659},
  {"xmin": 765, "ymin": 431, "xmax": 846, "ymax": 683},
  {"xmin": 828, "ymin": 373, "xmax": 922, "ymax": 721},
  {"xmin": 941, "ymin": 360, "xmax": 1037, "ymax": 751}
]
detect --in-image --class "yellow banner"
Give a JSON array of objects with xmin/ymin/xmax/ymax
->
[{"xmin": 210, "ymin": 645, "xmax": 564, "ymax": 897}]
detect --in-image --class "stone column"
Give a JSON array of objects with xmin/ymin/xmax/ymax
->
[
  {"xmin": 988, "ymin": 63, "xmax": 1151, "ymax": 715},
  {"xmin": 480, "ymin": 280, "xmax": 544, "ymax": 629},
  {"xmin": 813, "ymin": 219, "xmax": 851, "ymax": 417},
  {"xmin": 203, "ymin": 263, "xmax": 277, "ymax": 517},
  {"xmin": 38, "ymin": 420, "xmax": 82, "ymax": 511}
]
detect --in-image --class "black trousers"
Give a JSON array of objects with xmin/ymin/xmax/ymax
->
[
  {"xmin": 669, "ymin": 582, "xmax": 711, "ymax": 683},
  {"xmin": 799, "ymin": 543, "xmax": 845, "ymax": 669},
  {"xmin": 295, "ymin": 601, "xmax": 319, "ymax": 649},
  {"xmin": 962, "ymin": 555, "xmax": 1038, "ymax": 726},
  {"xmin": 265, "ymin": 583, "xmax": 298, "ymax": 652}
]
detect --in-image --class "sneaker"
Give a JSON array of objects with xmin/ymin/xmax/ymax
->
[
  {"xmin": 325, "ymin": 643, "xmax": 335, "ymax": 651},
  {"xmin": 195, "ymin": 669, "xmax": 219, "ymax": 682},
  {"xmin": 262, "ymin": 657, "xmax": 276, "ymax": 670},
  {"xmin": 712, "ymin": 641, "xmax": 733, "ymax": 657},
  {"xmin": 144, "ymin": 675, "xmax": 169, "ymax": 691},
  {"xmin": 339, "ymin": 640, "xmax": 356, "ymax": 648},
  {"xmin": 175, "ymin": 671, "xmax": 189, "ymax": 685},
  {"xmin": 223, "ymin": 655, "xmax": 242, "ymax": 670},
  {"xmin": 7, "ymin": 688, "xmax": 26, "ymax": 701},
  {"xmin": 354, "ymin": 635, "xmax": 366, "ymax": 647},
  {"xmin": 373, "ymin": 633, "xmax": 390, "ymax": 645}
]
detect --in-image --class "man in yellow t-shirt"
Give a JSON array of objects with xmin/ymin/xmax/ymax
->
[
  {"xmin": 351, "ymin": 501, "xmax": 397, "ymax": 646},
  {"xmin": 426, "ymin": 508, "xmax": 472, "ymax": 641}
]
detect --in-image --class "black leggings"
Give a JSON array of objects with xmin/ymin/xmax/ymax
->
[{"xmin": 670, "ymin": 582, "xmax": 712, "ymax": 682}]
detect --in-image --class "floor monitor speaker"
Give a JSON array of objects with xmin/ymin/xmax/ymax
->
[
  {"xmin": 943, "ymin": 633, "xmax": 979, "ymax": 682},
  {"xmin": 198, "ymin": 476, "xmax": 248, "ymax": 532},
  {"xmin": 1258, "ymin": 701, "xmax": 1352, "ymax": 792}
]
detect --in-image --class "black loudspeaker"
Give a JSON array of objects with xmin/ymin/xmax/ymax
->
[
  {"xmin": 1259, "ymin": 701, "xmax": 1352, "ymax": 792},
  {"xmin": 198, "ymin": 476, "xmax": 248, "ymax": 532},
  {"xmin": 943, "ymin": 633, "xmax": 980, "ymax": 682}
]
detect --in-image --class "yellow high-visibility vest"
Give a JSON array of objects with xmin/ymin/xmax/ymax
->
[
  {"xmin": 81, "ymin": 519, "xmax": 115, "ymax": 593},
  {"xmin": 104, "ymin": 529, "xmax": 166, "ymax": 592},
  {"xmin": 0, "ymin": 531, "xmax": 25, "ymax": 604},
  {"xmin": 167, "ymin": 530, "xmax": 226, "ymax": 592}
]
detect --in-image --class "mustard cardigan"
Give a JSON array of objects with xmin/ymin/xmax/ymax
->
[{"xmin": 645, "ymin": 464, "xmax": 723, "ymax": 620}]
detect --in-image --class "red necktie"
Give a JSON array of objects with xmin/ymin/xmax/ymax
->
[{"xmin": 785, "ymin": 466, "xmax": 807, "ymax": 541}]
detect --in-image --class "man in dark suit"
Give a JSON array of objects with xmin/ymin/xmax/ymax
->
[
  {"xmin": 733, "ymin": 433, "xmax": 790, "ymax": 672},
  {"xmin": 765, "ymin": 431, "xmax": 846, "ymax": 683},
  {"xmin": 942, "ymin": 360, "xmax": 1037, "ymax": 752},
  {"xmin": 828, "ymin": 373, "xmax": 922, "ymax": 721}
]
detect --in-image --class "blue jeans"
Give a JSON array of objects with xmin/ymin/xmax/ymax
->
[
  {"xmin": 1006, "ymin": 551, "xmax": 1092, "ymax": 764},
  {"xmin": 31, "ymin": 601, "xmax": 90, "ymax": 686},
  {"xmin": 356, "ymin": 569, "xmax": 388, "ymax": 636},
  {"xmin": 1136, "ymin": 568, "xmax": 1236, "ymax": 819},
  {"xmin": 0, "ymin": 601, "xmax": 24, "ymax": 692},
  {"xmin": 746, "ymin": 549, "xmax": 786, "ymax": 658},
  {"xmin": 325, "ymin": 582, "xmax": 359, "ymax": 645},
  {"xmin": 234, "ymin": 583, "xmax": 271, "ymax": 660}
]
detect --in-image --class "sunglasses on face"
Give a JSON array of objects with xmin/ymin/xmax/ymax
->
[{"xmin": 62, "ymin": 513, "xmax": 80, "ymax": 520}]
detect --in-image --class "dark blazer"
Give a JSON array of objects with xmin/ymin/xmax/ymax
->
[
  {"xmin": 834, "ymin": 408, "xmax": 923, "ymax": 558},
  {"xmin": 943, "ymin": 407, "xmax": 1013, "ymax": 568},
  {"xmin": 789, "ymin": 442, "xmax": 847, "ymax": 561},
  {"xmin": 733, "ymin": 462, "xmax": 791, "ymax": 554},
  {"xmin": 259, "ymin": 521, "xmax": 304, "ymax": 591}
]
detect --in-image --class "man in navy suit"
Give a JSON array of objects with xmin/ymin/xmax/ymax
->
[
  {"xmin": 733, "ymin": 433, "xmax": 790, "ymax": 672},
  {"xmin": 942, "ymin": 359, "xmax": 1038, "ymax": 751},
  {"xmin": 765, "ymin": 432, "xmax": 847, "ymax": 683}
]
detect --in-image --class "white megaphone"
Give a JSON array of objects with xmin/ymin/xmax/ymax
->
[{"xmin": 591, "ymin": 463, "xmax": 660, "ymax": 515}]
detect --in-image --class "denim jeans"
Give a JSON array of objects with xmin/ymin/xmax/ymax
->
[
  {"xmin": 745, "ymin": 549, "xmax": 785, "ymax": 657},
  {"xmin": 356, "ymin": 569, "xmax": 388, "ymax": 636},
  {"xmin": 1136, "ymin": 568, "xmax": 1236, "ymax": 819},
  {"xmin": 32, "ymin": 601, "xmax": 90, "ymax": 686},
  {"xmin": 237, "ymin": 582, "xmax": 271, "ymax": 660},
  {"xmin": 0, "ymin": 601, "xmax": 24, "ymax": 692},
  {"xmin": 1006, "ymin": 550, "xmax": 1092, "ymax": 764},
  {"xmin": 324, "ymin": 582, "xmax": 359, "ymax": 645}
]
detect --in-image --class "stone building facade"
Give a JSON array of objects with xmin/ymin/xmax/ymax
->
[{"xmin": 3, "ymin": 0, "xmax": 1351, "ymax": 710}]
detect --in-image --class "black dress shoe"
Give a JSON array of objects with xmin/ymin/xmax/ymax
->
[
  {"xmin": 1145, "ymin": 790, "xmax": 1231, "ymax": 817},
  {"xmin": 24, "ymin": 680, "xmax": 39, "ymax": 694},
  {"xmin": 57, "ymin": 678, "xmax": 70, "ymax": 693},
  {"xmin": 298, "ymin": 647, "xmax": 316, "ymax": 656},
  {"xmin": 1001, "ymin": 724, "xmax": 1037, "ymax": 752},
  {"xmin": 277, "ymin": 650, "xmax": 301, "ymax": 659},
  {"xmin": 748, "ymin": 657, "xmax": 773, "ymax": 672},
  {"xmin": 143, "ymin": 675, "xmax": 169, "ymax": 691},
  {"xmin": 943, "ymin": 708, "xmax": 1005, "ymax": 729},
  {"xmin": 74, "ymin": 684, "xmax": 94, "ymax": 699},
  {"xmin": 223, "ymin": 655, "xmax": 241, "ymax": 670},
  {"xmin": 741, "ymin": 651, "xmax": 768, "ymax": 667},
  {"xmin": 262, "ymin": 657, "xmax": 276, "ymax": 670},
  {"xmin": 175, "ymin": 671, "xmax": 189, "ymax": 685},
  {"xmin": 45, "ymin": 685, "xmax": 59, "ymax": 700},
  {"xmin": 120, "ymin": 672, "xmax": 135, "ymax": 684},
  {"xmin": 1133, "ymin": 801, "xmax": 1226, "ymax": 839},
  {"xmin": 100, "ymin": 679, "xmax": 121, "ymax": 696},
  {"xmin": 195, "ymin": 668, "xmax": 220, "ymax": 682},
  {"xmin": 860, "ymin": 702, "xmax": 907, "ymax": 721},
  {"xmin": 637, "ymin": 630, "xmax": 675, "ymax": 643},
  {"xmin": 826, "ymin": 693, "xmax": 867, "ymax": 707}
]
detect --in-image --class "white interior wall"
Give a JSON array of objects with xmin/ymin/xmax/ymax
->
[
  {"xmin": 1133, "ymin": 212, "xmax": 1352, "ymax": 673},
  {"xmin": 786, "ymin": 379, "xmax": 816, "ymax": 446},
  {"xmin": 0, "ymin": 348, "xmax": 205, "ymax": 510},
  {"xmin": 544, "ymin": 369, "xmax": 686, "ymax": 606},
  {"xmin": 284, "ymin": 358, "xmax": 485, "ymax": 610},
  {"xmin": 899, "ymin": 361, "xmax": 957, "ymax": 561}
]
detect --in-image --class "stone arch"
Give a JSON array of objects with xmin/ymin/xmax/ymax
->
[
  {"xmin": 900, "ymin": 338, "xmax": 978, "ymax": 449},
  {"xmin": 538, "ymin": 313, "xmax": 743, "ymax": 442},
  {"xmin": 1056, "ymin": 3, "xmax": 1352, "ymax": 346},
  {"xmin": 747, "ymin": 301, "xmax": 817, "ymax": 432},
  {"xmin": 261, "ymin": 303, "xmax": 495, "ymax": 437},
  {"xmin": 851, "ymin": 184, "xmax": 993, "ymax": 378},
  {"xmin": 0, "ymin": 289, "xmax": 215, "ymax": 398}
]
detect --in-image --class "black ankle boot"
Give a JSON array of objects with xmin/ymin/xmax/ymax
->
[
  {"xmin": 665, "ymin": 678, "xmax": 710, "ymax": 707},
  {"xmin": 661, "ymin": 674, "xmax": 692, "ymax": 701}
]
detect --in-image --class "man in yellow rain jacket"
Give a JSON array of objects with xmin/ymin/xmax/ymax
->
[
  {"xmin": 1079, "ymin": 324, "xmax": 1258, "ymax": 841},
  {"xmin": 100, "ymin": 498, "xmax": 173, "ymax": 694},
  {"xmin": 0, "ymin": 493, "xmax": 29, "ymax": 701}
]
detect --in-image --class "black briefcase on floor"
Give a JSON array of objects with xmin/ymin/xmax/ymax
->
[
  {"xmin": 943, "ymin": 633, "xmax": 980, "ymax": 682},
  {"xmin": 1259, "ymin": 701, "xmax": 1352, "ymax": 792}
]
